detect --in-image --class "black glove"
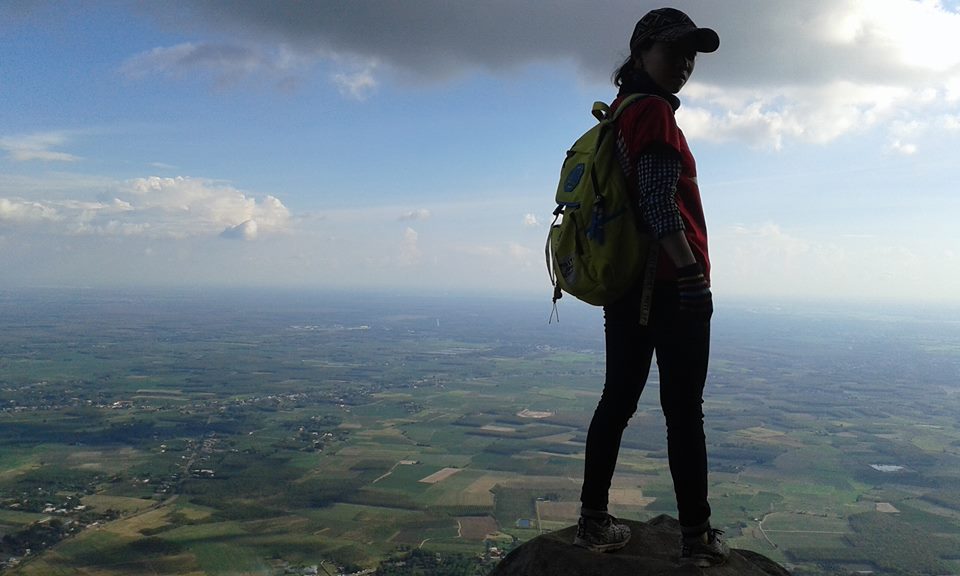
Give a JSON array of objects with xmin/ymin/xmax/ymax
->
[{"xmin": 677, "ymin": 262, "xmax": 713, "ymax": 321}]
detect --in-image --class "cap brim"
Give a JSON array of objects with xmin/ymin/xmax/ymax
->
[
  {"xmin": 655, "ymin": 25, "xmax": 720, "ymax": 53},
  {"xmin": 688, "ymin": 28, "xmax": 720, "ymax": 53}
]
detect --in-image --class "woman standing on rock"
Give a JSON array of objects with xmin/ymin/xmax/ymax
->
[{"xmin": 573, "ymin": 7, "xmax": 730, "ymax": 568}]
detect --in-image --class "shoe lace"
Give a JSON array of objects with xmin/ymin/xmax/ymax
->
[
  {"xmin": 583, "ymin": 513, "xmax": 618, "ymax": 527},
  {"xmin": 683, "ymin": 528, "xmax": 724, "ymax": 550}
]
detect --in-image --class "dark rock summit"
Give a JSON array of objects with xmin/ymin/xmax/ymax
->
[{"xmin": 489, "ymin": 515, "xmax": 790, "ymax": 576}]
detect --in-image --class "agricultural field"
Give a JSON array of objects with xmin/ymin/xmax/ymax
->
[{"xmin": 1, "ymin": 289, "xmax": 959, "ymax": 575}]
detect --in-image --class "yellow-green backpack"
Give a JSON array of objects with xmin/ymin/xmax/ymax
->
[{"xmin": 546, "ymin": 94, "xmax": 657, "ymax": 318}]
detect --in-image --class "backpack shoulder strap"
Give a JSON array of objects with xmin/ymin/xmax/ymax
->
[
  {"xmin": 609, "ymin": 93, "xmax": 649, "ymax": 121},
  {"xmin": 590, "ymin": 93, "xmax": 654, "ymax": 123},
  {"xmin": 591, "ymin": 101, "xmax": 609, "ymax": 122}
]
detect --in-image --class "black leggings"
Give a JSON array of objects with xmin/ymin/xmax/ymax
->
[{"xmin": 579, "ymin": 284, "xmax": 711, "ymax": 532}]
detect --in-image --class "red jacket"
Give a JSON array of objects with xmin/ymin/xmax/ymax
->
[{"xmin": 612, "ymin": 95, "xmax": 710, "ymax": 283}]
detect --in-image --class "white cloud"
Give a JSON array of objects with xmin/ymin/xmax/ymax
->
[
  {"xmin": 0, "ymin": 176, "xmax": 290, "ymax": 240},
  {"xmin": 887, "ymin": 120, "xmax": 922, "ymax": 154},
  {"xmin": 122, "ymin": 43, "xmax": 258, "ymax": 81},
  {"xmin": 127, "ymin": 176, "xmax": 290, "ymax": 235},
  {"xmin": 450, "ymin": 240, "xmax": 540, "ymax": 267},
  {"xmin": 333, "ymin": 69, "xmax": 377, "ymax": 99},
  {"xmin": 522, "ymin": 213, "xmax": 540, "ymax": 228},
  {"xmin": 121, "ymin": 42, "xmax": 314, "ymax": 91},
  {"xmin": 121, "ymin": 36, "xmax": 384, "ymax": 98},
  {"xmin": 399, "ymin": 226, "xmax": 420, "ymax": 265},
  {"xmin": 0, "ymin": 132, "xmax": 80, "ymax": 162},
  {"xmin": 0, "ymin": 198, "xmax": 62, "ymax": 223},
  {"xmin": 682, "ymin": 1, "xmax": 960, "ymax": 150},
  {"xmin": 944, "ymin": 114, "xmax": 960, "ymax": 131},
  {"xmin": 221, "ymin": 219, "xmax": 259, "ymax": 240},
  {"xmin": 332, "ymin": 58, "xmax": 379, "ymax": 100},
  {"xmin": 712, "ymin": 222, "xmax": 960, "ymax": 303},
  {"xmin": 714, "ymin": 223, "xmax": 851, "ymax": 298},
  {"xmin": 72, "ymin": 220, "xmax": 152, "ymax": 237},
  {"xmin": 889, "ymin": 139, "xmax": 918, "ymax": 155},
  {"xmin": 507, "ymin": 242, "xmax": 533, "ymax": 262},
  {"xmin": 680, "ymin": 81, "xmax": 916, "ymax": 149},
  {"xmin": 852, "ymin": 0, "xmax": 960, "ymax": 72}
]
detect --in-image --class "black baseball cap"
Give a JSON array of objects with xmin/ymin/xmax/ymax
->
[{"xmin": 630, "ymin": 7, "xmax": 720, "ymax": 55}]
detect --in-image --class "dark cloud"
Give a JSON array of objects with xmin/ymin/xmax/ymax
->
[
  {"xmin": 6, "ymin": 0, "xmax": 954, "ymax": 88},
  {"xmin": 179, "ymin": 1, "xmax": 591, "ymax": 78},
  {"xmin": 139, "ymin": 0, "xmax": 943, "ymax": 88}
]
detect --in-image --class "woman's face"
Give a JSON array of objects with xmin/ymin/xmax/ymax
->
[{"xmin": 638, "ymin": 41, "xmax": 697, "ymax": 94}]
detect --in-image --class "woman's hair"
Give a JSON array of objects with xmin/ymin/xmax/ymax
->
[
  {"xmin": 612, "ymin": 56, "xmax": 634, "ymax": 87},
  {"xmin": 613, "ymin": 39, "xmax": 654, "ymax": 87}
]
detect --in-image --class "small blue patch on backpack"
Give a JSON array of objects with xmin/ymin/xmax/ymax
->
[{"xmin": 563, "ymin": 163, "xmax": 585, "ymax": 193}]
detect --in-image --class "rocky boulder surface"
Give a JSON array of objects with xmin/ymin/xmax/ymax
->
[{"xmin": 489, "ymin": 515, "xmax": 790, "ymax": 576}]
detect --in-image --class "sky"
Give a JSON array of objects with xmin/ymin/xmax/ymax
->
[{"xmin": 2, "ymin": 0, "xmax": 960, "ymax": 305}]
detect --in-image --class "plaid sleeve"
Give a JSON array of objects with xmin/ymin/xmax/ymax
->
[{"xmin": 636, "ymin": 152, "xmax": 684, "ymax": 239}]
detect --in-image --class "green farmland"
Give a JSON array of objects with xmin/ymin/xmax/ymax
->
[{"xmin": 1, "ymin": 289, "xmax": 959, "ymax": 575}]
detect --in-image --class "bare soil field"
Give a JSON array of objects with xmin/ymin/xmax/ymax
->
[
  {"xmin": 419, "ymin": 467, "xmax": 461, "ymax": 484},
  {"xmin": 458, "ymin": 516, "xmax": 498, "ymax": 540}
]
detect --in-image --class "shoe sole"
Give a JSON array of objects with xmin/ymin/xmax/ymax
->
[{"xmin": 573, "ymin": 536, "xmax": 630, "ymax": 553}]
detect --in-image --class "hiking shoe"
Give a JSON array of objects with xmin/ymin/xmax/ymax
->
[
  {"xmin": 572, "ymin": 513, "xmax": 631, "ymax": 552},
  {"xmin": 680, "ymin": 528, "xmax": 730, "ymax": 567}
]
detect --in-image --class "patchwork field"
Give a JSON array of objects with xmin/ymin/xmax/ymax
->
[{"xmin": 0, "ymin": 291, "xmax": 958, "ymax": 575}]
